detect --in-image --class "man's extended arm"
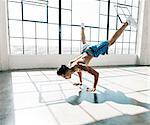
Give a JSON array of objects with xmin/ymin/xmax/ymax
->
[{"xmin": 75, "ymin": 64, "xmax": 99, "ymax": 91}]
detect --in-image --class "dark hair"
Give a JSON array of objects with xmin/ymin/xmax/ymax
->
[{"xmin": 57, "ymin": 65, "xmax": 70, "ymax": 76}]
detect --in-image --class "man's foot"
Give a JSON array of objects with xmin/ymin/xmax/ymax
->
[
  {"xmin": 126, "ymin": 16, "xmax": 137, "ymax": 28},
  {"xmin": 81, "ymin": 23, "xmax": 85, "ymax": 29},
  {"xmin": 86, "ymin": 87, "xmax": 96, "ymax": 92}
]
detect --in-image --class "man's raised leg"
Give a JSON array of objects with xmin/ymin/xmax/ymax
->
[
  {"xmin": 109, "ymin": 22, "xmax": 128, "ymax": 46},
  {"xmin": 81, "ymin": 23, "xmax": 86, "ymax": 44}
]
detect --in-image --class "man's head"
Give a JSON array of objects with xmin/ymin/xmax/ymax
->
[{"xmin": 57, "ymin": 65, "xmax": 72, "ymax": 79}]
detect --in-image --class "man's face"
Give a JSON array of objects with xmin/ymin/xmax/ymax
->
[{"xmin": 61, "ymin": 71, "xmax": 72, "ymax": 79}]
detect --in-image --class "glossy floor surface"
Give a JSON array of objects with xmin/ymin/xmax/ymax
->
[{"xmin": 0, "ymin": 66, "xmax": 150, "ymax": 125}]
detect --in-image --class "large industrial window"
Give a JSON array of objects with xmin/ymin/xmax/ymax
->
[{"xmin": 8, "ymin": 0, "xmax": 140, "ymax": 55}]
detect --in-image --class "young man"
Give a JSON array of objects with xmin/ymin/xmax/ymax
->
[{"xmin": 57, "ymin": 16, "xmax": 137, "ymax": 92}]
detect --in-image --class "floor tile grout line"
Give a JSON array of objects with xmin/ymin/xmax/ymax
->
[
  {"xmin": 119, "ymin": 68, "xmax": 150, "ymax": 77},
  {"xmin": 13, "ymin": 88, "xmax": 80, "ymax": 95},
  {"xmin": 41, "ymin": 70, "xmax": 79, "ymax": 103},
  {"xmin": 103, "ymin": 78, "xmax": 136, "ymax": 92},
  {"xmin": 14, "ymin": 105, "xmax": 46, "ymax": 111},
  {"xmin": 61, "ymin": 79, "xmax": 98, "ymax": 122},
  {"xmin": 79, "ymin": 105, "xmax": 97, "ymax": 122},
  {"xmin": 40, "ymin": 71, "xmax": 64, "ymax": 125},
  {"xmin": 13, "ymin": 91, "xmax": 38, "ymax": 94},
  {"xmin": 27, "ymin": 71, "xmax": 61, "ymax": 125},
  {"xmin": 106, "ymin": 102, "xmax": 124, "ymax": 115},
  {"xmin": 41, "ymin": 71, "xmax": 67, "ymax": 83}
]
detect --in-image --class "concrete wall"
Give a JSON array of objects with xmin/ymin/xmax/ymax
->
[{"xmin": 136, "ymin": 0, "xmax": 150, "ymax": 65}]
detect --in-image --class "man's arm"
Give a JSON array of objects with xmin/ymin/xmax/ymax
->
[
  {"xmin": 69, "ymin": 54, "xmax": 83, "ymax": 66},
  {"xmin": 75, "ymin": 64, "xmax": 99, "ymax": 91},
  {"xmin": 72, "ymin": 71, "xmax": 82, "ymax": 86}
]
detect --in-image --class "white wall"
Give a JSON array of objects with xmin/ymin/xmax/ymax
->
[
  {"xmin": 136, "ymin": 0, "xmax": 150, "ymax": 65},
  {"xmin": 0, "ymin": 0, "xmax": 9, "ymax": 70},
  {"xmin": 9, "ymin": 54, "xmax": 137, "ymax": 69}
]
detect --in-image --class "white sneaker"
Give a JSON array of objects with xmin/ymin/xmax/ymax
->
[
  {"xmin": 126, "ymin": 16, "xmax": 137, "ymax": 28},
  {"xmin": 81, "ymin": 23, "xmax": 85, "ymax": 29}
]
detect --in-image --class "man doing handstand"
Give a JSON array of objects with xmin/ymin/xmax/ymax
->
[{"xmin": 57, "ymin": 16, "xmax": 137, "ymax": 92}]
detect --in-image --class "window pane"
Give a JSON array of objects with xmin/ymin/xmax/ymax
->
[
  {"xmin": 8, "ymin": 0, "xmax": 139, "ymax": 55},
  {"xmin": 123, "ymin": 31, "xmax": 130, "ymax": 42},
  {"xmin": 109, "ymin": 44, "xmax": 115, "ymax": 54},
  {"xmin": 37, "ymin": 39, "xmax": 47, "ymax": 55},
  {"xmin": 118, "ymin": 0, "xmax": 126, "ymax": 4},
  {"xmin": 62, "ymin": 25, "xmax": 71, "ymax": 40},
  {"xmin": 123, "ymin": 43, "xmax": 129, "ymax": 54},
  {"xmin": 116, "ymin": 43, "xmax": 122, "ymax": 54},
  {"xmin": 62, "ymin": 0, "xmax": 71, "ymax": 9},
  {"xmin": 71, "ymin": 26, "xmax": 91, "ymax": 43},
  {"xmin": 48, "ymin": 24, "xmax": 59, "ymax": 39},
  {"xmin": 48, "ymin": 8, "xmax": 59, "ymax": 23},
  {"xmin": 24, "ymin": 38, "xmax": 35, "ymax": 55},
  {"xmin": 126, "ymin": 0, "xmax": 132, "ymax": 5},
  {"xmin": 99, "ymin": 29, "xmax": 107, "ymax": 40},
  {"xmin": 100, "ymin": 15, "xmax": 107, "ymax": 28},
  {"xmin": 109, "ymin": 17, "xmax": 117, "ymax": 30},
  {"xmin": 133, "ymin": 0, "xmax": 139, "ymax": 7},
  {"xmin": 91, "ymin": 28, "xmax": 99, "ymax": 41},
  {"xmin": 8, "ymin": 2, "xmax": 22, "ymax": 19},
  {"xmin": 108, "ymin": 30, "xmax": 116, "ymax": 40},
  {"xmin": 110, "ymin": 0, "xmax": 117, "ymax": 3},
  {"xmin": 62, "ymin": 10, "xmax": 71, "ymax": 24},
  {"xmin": 132, "ymin": 7, "xmax": 138, "ymax": 19},
  {"xmin": 23, "ymin": 22, "xmax": 35, "ymax": 38},
  {"xmin": 110, "ymin": 3, "xmax": 116, "ymax": 16},
  {"xmin": 9, "ymin": 20, "xmax": 22, "ymax": 37},
  {"xmin": 10, "ymin": 38, "xmax": 23, "ymax": 55},
  {"xmin": 130, "ymin": 43, "xmax": 136, "ymax": 54},
  {"xmin": 48, "ymin": 0, "xmax": 59, "ymax": 8},
  {"xmin": 36, "ymin": 23, "xmax": 47, "ymax": 38},
  {"xmin": 72, "ymin": 26, "xmax": 80, "ymax": 40},
  {"xmin": 49, "ymin": 40, "xmax": 59, "ymax": 54},
  {"xmin": 62, "ymin": 40, "xmax": 71, "ymax": 54},
  {"xmin": 72, "ymin": 0, "xmax": 99, "ymax": 27},
  {"xmin": 72, "ymin": 40, "xmax": 81, "ymax": 54},
  {"xmin": 100, "ymin": 1, "xmax": 108, "ymax": 15},
  {"xmin": 130, "ymin": 32, "xmax": 136, "ymax": 42},
  {"xmin": 23, "ymin": 3, "xmax": 47, "ymax": 22}
]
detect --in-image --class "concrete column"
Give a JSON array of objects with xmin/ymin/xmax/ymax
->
[
  {"xmin": 0, "ymin": 0, "xmax": 9, "ymax": 70},
  {"xmin": 136, "ymin": 0, "xmax": 150, "ymax": 65}
]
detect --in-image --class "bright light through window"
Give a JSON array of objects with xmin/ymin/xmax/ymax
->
[{"xmin": 8, "ymin": 0, "xmax": 140, "ymax": 55}]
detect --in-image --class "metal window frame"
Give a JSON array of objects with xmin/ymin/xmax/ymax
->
[
  {"xmin": 7, "ymin": 0, "xmax": 140, "ymax": 55},
  {"xmin": 21, "ymin": 0, "xmax": 48, "ymax": 23}
]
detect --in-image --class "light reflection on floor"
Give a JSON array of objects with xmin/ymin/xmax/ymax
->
[{"xmin": 10, "ymin": 66, "xmax": 150, "ymax": 125}]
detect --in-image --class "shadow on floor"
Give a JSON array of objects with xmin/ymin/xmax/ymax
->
[
  {"xmin": 66, "ymin": 85, "xmax": 150, "ymax": 110},
  {"xmin": 85, "ymin": 111, "xmax": 150, "ymax": 125}
]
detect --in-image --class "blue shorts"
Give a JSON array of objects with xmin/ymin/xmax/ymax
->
[{"xmin": 82, "ymin": 40, "xmax": 109, "ymax": 57}]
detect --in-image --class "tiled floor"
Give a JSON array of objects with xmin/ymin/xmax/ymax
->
[{"xmin": 0, "ymin": 66, "xmax": 150, "ymax": 125}]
